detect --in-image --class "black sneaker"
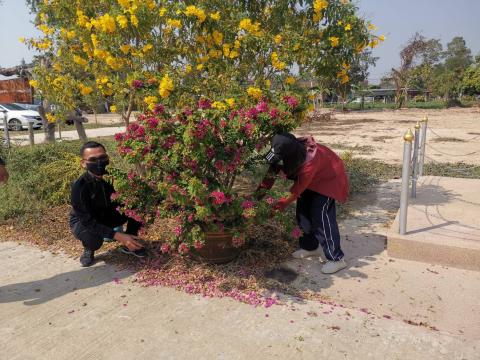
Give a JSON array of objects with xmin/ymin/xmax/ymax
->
[
  {"xmin": 118, "ymin": 246, "xmax": 147, "ymax": 258},
  {"xmin": 80, "ymin": 249, "xmax": 95, "ymax": 267}
]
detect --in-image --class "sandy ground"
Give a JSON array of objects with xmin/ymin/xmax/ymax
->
[{"xmin": 297, "ymin": 107, "xmax": 480, "ymax": 165}]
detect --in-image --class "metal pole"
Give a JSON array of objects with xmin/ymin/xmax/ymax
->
[
  {"xmin": 399, "ymin": 129, "xmax": 414, "ymax": 235},
  {"xmin": 2, "ymin": 110, "xmax": 10, "ymax": 149},
  {"xmin": 28, "ymin": 122, "xmax": 35, "ymax": 146},
  {"xmin": 418, "ymin": 115, "xmax": 428, "ymax": 176},
  {"xmin": 411, "ymin": 122, "xmax": 420, "ymax": 198}
]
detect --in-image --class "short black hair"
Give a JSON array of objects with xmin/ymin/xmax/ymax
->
[{"xmin": 80, "ymin": 141, "xmax": 106, "ymax": 157}]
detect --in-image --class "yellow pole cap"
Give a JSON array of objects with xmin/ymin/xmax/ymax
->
[
  {"xmin": 404, "ymin": 128, "xmax": 414, "ymax": 142},
  {"xmin": 415, "ymin": 121, "xmax": 420, "ymax": 129},
  {"xmin": 422, "ymin": 115, "xmax": 428, "ymax": 122}
]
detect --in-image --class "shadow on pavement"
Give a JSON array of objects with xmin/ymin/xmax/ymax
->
[{"xmin": 0, "ymin": 263, "xmax": 131, "ymax": 306}]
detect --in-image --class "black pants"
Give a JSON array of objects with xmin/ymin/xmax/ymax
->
[
  {"xmin": 296, "ymin": 189, "xmax": 344, "ymax": 261},
  {"xmin": 72, "ymin": 214, "xmax": 141, "ymax": 252}
]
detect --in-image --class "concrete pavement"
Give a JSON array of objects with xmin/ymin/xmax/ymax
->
[
  {"xmin": 388, "ymin": 176, "xmax": 480, "ymax": 271},
  {"xmin": 1, "ymin": 241, "xmax": 478, "ymax": 360},
  {"xmin": 10, "ymin": 126, "xmax": 125, "ymax": 146}
]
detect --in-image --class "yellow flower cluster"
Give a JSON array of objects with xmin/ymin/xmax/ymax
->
[
  {"xmin": 166, "ymin": 18, "xmax": 182, "ymax": 29},
  {"xmin": 212, "ymin": 101, "xmax": 227, "ymax": 110},
  {"xmin": 46, "ymin": 113, "xmax": 57, "ymax": 123},
  {"xmin": 271, "ymin": 52, "xmax": 286, "ymax": 70},
  {"xmin": 225, "ymin": 98, "xmax": 235, "ymax": 107},
  {"xmin": 210, "ymin": 11, "xmax": 220, "ymax": 21},
  {"xmin": 120, "ymin": 44, "xmax": 131, "ymax": 54},
  {"xmin": 78, "ymin": 83, "xmax": 93, "ymax": 96},
  {"xmin": 110, "ymin": 105, "xmax": 117, "ymax": 112},
  {"xmin": 117, "ymin": 14, "xmax": 128, "ymax": 28},
  {"xmin": 91, "ymin": 13, "xmax": 116, "ymax": 33},
  {"xmin": 212, "ymin": 30, "xmax": 223, "ymax": 46},
  {"xmin": 185, "ymin": 5, "xmax": 206, "ymax": 23},
  {"xmin": 106, "ymin": 56, "xmax": 123, "ymax": 70},
  {"xmin": 73, "ymin": 55, "xmax": 88, "ymax": 67},
  {"xmin": 159, "ymin": 74, "xmax": 174, "ymax": 98},
  {"xmin": 96, "ymin": 76, "xmax": 113, "ymax": 95},
  {"xmin": 313, "ymin": 0, "xmax": 328, "ymax": 22},
  {"xmin": 247, "ymin": 87, "xmax": 262, "ymax": 99},
  {"xmin": 239, "ymin": 18, "xmax": 262, "ymax": 36},
  {"xmin": 285, "ymin": 76, "xmax": 296, "ymax": 85},
  {"xmin": 274, "ymin": 35, "xmax": 282, "ymax": 44},
  {"xmin": 130, "ymin": 14, "xmax": 139, "ymax": 27},
  {"xmin": 337, "ymin": 69, "xmax": 349, "ymax": 84},
  {"xmin": 29, "ymin": 80, "xmax": 38, "ymax": 88},
  {"xmin": 144, "ymin": 96, "xmax": 158, "ymax": 110},
  {"xmin": 38, "ymin": 24, "xmax": 55, "ymax": 35},
  {"xmin": 117, "ymin": 0, "xmax": 131, "ymax": 8},
  {"xmin": 329, "ymin": 36, "xmax": 339, "ymax": 47}
]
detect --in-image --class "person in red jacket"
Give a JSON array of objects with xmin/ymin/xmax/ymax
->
[{"xmin": 257, "ymin": 133, "xmax": 349, "ymax": 274}]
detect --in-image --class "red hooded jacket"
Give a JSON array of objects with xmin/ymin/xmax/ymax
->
[{"xmin": 260, "ymin": 137, "xmax": 349, "ymax": 206}]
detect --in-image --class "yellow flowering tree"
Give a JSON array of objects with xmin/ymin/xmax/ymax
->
[{"xmin": 25, "ymin": 0, "xmax": 379, "ymax": 125}]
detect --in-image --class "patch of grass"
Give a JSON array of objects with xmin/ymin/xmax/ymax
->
[
  {"xmin": 431, "ymin": 137, "xmax": 465, "ymax": 143},
  {"xmin": 0, "ymin": 139, "xmax": 120, "ymax": 222},
  {"xmin": 328, "ymin": 143, "xmax": 375, "ymax": 155},
  {"xmin": 423, "ymin": 162, "xmax": 480, "ymax": 179},
  {"xmin": 371, "ymin": 135, "xmax": 396, "ymax": 142},
  {"xmin": 324, "ymin": 100, "xmax": 475, "ymax": 111}
]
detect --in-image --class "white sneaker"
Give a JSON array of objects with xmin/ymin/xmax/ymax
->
[
  {"xmin": 321, "ymin": 259, "xmax": 347, "ymax": 274},
  {"xmin": 292, "ymin": 248, "xmax": 324, "ymax": 259}
]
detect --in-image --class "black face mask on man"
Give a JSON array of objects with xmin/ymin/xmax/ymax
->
[{"xmin": 86, "ymin": 158, "xmax": 110, "ymax": 176}]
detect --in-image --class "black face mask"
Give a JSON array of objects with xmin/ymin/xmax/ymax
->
[{"xmin": 86, "ymin": 158, "xmax": 109, "ymax": 176}]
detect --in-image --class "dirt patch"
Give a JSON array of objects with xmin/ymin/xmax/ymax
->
[{"xmin": 298, "ymin": 107, "xmax": 480, "ymax": 165}]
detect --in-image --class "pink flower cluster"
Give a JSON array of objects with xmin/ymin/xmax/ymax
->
[
  {"xmin": 131, "ymin": 79, "xmax": 143, "ymax": 89},
  {"xmin": 291, "ymin": 226, "xmax": 303, "ymax": 239},
  {"xmin": 283, "ymin": 95, "xmax": 299, "ymax": 108},
  {"xmin": 198, "ymin": 98, "xmax": 212, "ymax": 110},
  {"xmin": 124, "ymin": 208, "xmax": 143, "ymax": 223},
  {"xmin": 210, "ymin": 191, "xmax": 228, "ymax": 205}
]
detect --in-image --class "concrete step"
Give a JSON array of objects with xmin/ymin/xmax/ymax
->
[{"xmin": 387, "ymin": 176, "xmax": 480, "ymax": 271}]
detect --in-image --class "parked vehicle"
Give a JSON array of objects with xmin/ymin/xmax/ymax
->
[
  {"xmin": 0, "ymin": 103, "xmax": 43, "ymax": 131},
  {"xmin": 13, "ymin": 103, "xmax": 41, "ymax": 112},
  {"xmin": 351, "ymin": 96, "xmax": 374, "ymax": 104}
]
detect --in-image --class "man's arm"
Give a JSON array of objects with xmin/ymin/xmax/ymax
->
[
  {"xmin": 0, "ymin": 157, "xmax": 9, "ymax": 184},
  {"xmin": 71, "ymin": 182, "xmax": 143, "ymax": 250},
  {"xmin": 71, "ymin": 181, "xmax": 116, "ymax": 239},
  {"xmin": 274, "ymin": 165, "xmax": 316, "ymax": 211},
  {"xmin": 254, "ymin": 164, "xmax": 282, "ymax": 200}
]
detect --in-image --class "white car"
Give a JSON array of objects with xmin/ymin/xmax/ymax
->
[{"xmin": 0, "ymin": 103, "xmax": 43, "ymax": 131}]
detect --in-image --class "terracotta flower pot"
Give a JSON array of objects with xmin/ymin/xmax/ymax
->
[{"xmin": 194, "ymin": 231, "xmax": 241, "ymax": 264}]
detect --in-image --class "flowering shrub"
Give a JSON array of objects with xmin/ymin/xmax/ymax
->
[{"xmin": 112, "ymin": 94, "xmax": 305, "ymax": 253}]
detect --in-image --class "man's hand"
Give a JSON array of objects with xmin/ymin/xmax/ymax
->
[
  {"xmin": 0, "ymin": 165, "xmax": 9, "ymax": 184},
  {"xmin": 114, "ymin": 232, "xmax": 143, "ymax": 251}
]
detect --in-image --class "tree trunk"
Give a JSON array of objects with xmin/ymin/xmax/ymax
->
[
  {"xmin": 74, "ymin": 118, "xmax": 88, "ymax": 142},
  {"xmin": 122, "ymin": 91, "xmax": 135, "ymax": 127},
  {"xmin": 38, "ymin": 100, "xmax": 55, "ymax": 144}
]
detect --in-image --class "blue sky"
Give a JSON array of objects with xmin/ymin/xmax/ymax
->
[{"xmin": 1, "ymin": 0, "xmax": 479, "ymax": 83}]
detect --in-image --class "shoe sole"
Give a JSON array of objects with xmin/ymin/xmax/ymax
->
[
  {"xmin": 321, "ymin": 264, "xmax": 347, "ymax": 274},
  {"xmin": 292, "ymin": 251, "xmax": 324, "ymax": 259},
  {"xmin": 118, "ymin": 247, "xmax": 147, "ymax": 258}
]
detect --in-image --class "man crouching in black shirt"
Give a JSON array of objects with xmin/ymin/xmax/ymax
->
[{"xmin": 70, "ymin": 141, "xmax": 147, "ymax": 267}]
